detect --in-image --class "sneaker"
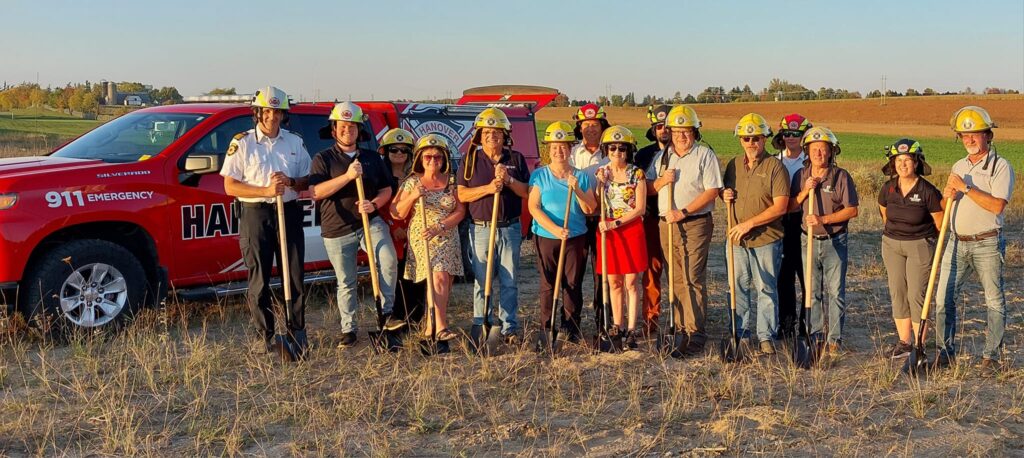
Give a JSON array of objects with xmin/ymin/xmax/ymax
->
[
  {"xmin": 625, "ymin": 329, "xmax": 638, "ymax": 350},
  {"xmin": 979, "ymin": 358, "xmax": 1000, "ymax": 377},
  {"xmin": 759, "ymin": 340, "xmax": 776, "ymax": 356},
  {"xmin": 888, "ymin": 340, "xmax": 913, "ymax": 359},
  {"xmin": 502, "ymin": 332, "xmax": 521, "ymax": 346},
  {"xmin": 382, "ymin": 314, "xmax": 407, "ymax": 332},
  {"xmin": 337, "ymin": 332, "xmax": 357, "ymax": 348}
]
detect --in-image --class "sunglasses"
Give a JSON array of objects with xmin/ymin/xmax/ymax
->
[
  {"xmin": 782, "ymin": 131, "xmax": 803, "ymax": 138},
  {"xmin": 387, "ymin": 146, "xmax": 412, "ymax": 154},
  {"xmin": 741, "ymin": 137, "xmax": 764, "ymax": 143},
  {"xmin": 654, "ymin": 123, "xmax": 666, "ymax": 130},
  {"xmin": 422, "ymin": 154, "xmax": 444, "ymax": 163},
  {"xmin": 606, "ymin": 145, "xmax": 630, "ymax": 153}
]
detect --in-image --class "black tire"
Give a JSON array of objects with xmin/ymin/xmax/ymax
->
[{"xmin": 20, "ymin": 239, "xmax": 148, "ymax": 336}]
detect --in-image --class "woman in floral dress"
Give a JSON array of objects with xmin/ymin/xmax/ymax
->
[{"xmin": 389, "ymin": 134, "xmax": 465, "ymax": 341}]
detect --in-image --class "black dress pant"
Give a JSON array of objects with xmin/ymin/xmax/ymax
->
[
  {"xmin": 239, "ymin": 200, "xmax": 306, "ymax": 342},
  {"xmin": 778, "ymin": 212, "xmax": 805, "ymax": 336}
]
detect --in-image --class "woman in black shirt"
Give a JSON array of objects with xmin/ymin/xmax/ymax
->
[{"xmin": 877, "ymin": 139, "xmax": 944, "ymax": 359}]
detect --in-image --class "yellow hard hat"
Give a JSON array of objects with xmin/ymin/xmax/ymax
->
[
  {"xmin": 543, "ymin": 121, "xmax": 576, "ymax": 143},
  {"xmin": 665, "ymin": 105, "xmax": 702, "ymax": 129},
  {"xmin": 474, "ymin": 107, "xmax": 512, "ymax": 131},
  {"xmin": 950, "ymin": 106, "xmax": 997, "ymax": 133},
  {"xmin": 329, "ymin": 101, "xmax": 366, "ymax": 123},
  {"xmin": 412, "ymin": 133, "xmax": 452, "ymax": 174},
  {"xmin": 414, "ymin": 133, "xmax": 451, "ymax": 154},
  {"xmin": 735, "ymin": 113, "xmax": 772, "ymax": 137},
  {"xmin": 600, "ymin": 125, "xmax": 637, "ymax": 146},
  {"xmin": 252, "ymin": 86, "xmax": 289, "ymax": 110},
  {"xmin": 801, "ymin": 126, "xmax": 840, "ymax": 149},
  {"xmin": 379, "ymin": 128, "xmax": 415, "ymax": 148}
]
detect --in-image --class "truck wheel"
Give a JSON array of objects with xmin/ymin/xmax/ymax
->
[{"xmin": 20, "ymin": 239, "xmax": 147, "ymax": 335}]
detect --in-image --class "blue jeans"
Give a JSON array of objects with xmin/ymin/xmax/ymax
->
[
  {"xmin": 933, "ymin": 233, "xmax": 1006, "ymax": 360},
  {"xmin": 323, "ymin": 217, "xmax": 398, "ymax": 333},
  {"xmin": 801, "ymin": 232, "xmax": 848, "ymax": 344},
  {"xmin": 729, "ymin": 240, "xmax": 782, "ymax": 342},
  {"xmin": 468, "ymin": 222, "xmax": 522, "ymax": 335}
]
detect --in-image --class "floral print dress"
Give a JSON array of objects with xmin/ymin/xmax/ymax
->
[{"xmin": 402, "ymin": 175, "xmax": 464, "ymax": 282}]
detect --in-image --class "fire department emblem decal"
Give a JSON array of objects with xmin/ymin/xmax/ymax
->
[
  {"xmin": 789, "ymin": 121, "xmax": 799, "ymax": 130},
  {"xmin": 897, "ymin": 143, "xmax": 909, "ymax": 153},
  {"xmin": 585, "ymin": 108, "xmax": 596, "ymax": 118},
  {"xmin": 269, "ymin": 97, "xmax": 280, "ymax": 107}
]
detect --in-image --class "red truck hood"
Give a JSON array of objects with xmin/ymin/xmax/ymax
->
[{"xmin": 0, "ymin": 156, "xmax": 109, "ymax": 180}]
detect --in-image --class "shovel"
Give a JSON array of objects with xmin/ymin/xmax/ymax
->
[
  {"xmin": 417, "ymin": 195, "xmax": 450, "ymax": 356},
  {"xmin": 272, "ymin": 195, "xmax": 300, "ymax": 362},
  {"xmin": 356, "ymin": 174, "xmax": 403, "ymax": 353},
  {"xmin": 719, "ymin": 199, "xmax": 745, "ymax": 363},
  {"xmin": 657, "ymin": 172, "xmax": 687, "ymax": 358},
  {"xmin": 792, "ymin": 191, "xmax": 816, "ymax": 369},
  {"xmin": 538, "ymin": 185, "xmax": 575, "ymax": 355},
  {"xmin": 596, "ymin": 184, "xmax": 619, "ymax": 353},
  {"xmin": 470, "ymin": 190, "xmax": 502, "ymax": 354},
  {"xmin": 903, "ymin": 197, "xmax": 954, "ymax": 376}
]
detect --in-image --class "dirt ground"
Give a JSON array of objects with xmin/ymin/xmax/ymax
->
[
  {"xmin": 3, "ymin": 192, "xmax": 1023, "ymax": 455},
  {"xmin": 537, "ymin": 95, "xmax": 1024, "ymax": 140}
]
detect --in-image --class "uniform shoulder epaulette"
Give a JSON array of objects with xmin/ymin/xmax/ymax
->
[{"xmin": 232, "ymin": 131, "xmax": 247, "ymax": 141}]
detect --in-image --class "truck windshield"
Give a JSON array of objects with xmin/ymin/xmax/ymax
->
[{"xmin": 52, "ymin": 112, "xmax": 209, "ymax": 163}]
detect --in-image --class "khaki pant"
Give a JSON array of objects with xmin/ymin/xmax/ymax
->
[{"xmin": 659, "ymin": 214, "xmax": 714, "ymax": 345}]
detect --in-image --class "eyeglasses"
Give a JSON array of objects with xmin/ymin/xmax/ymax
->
[
  {"xmin": 422, "ymin": 155, "xmax": 444, "ymax": 163},
  {"xmin": 606, "ymin": 145, "xmax": 630, "ymax": 153},
  {"xmin": 387, "ymin": 146, "xmax": 412, "ymax": 154},
  {"xmin": 782, "ymin": 131, "xmax": 803, "ymax": 138},
  {"xmin": 654, "ymin": 124, "xmax": 666, "ymax": 130},
  {"xmin": 741, "ymin": 137, "xmax": 764, "ymax": 143}
]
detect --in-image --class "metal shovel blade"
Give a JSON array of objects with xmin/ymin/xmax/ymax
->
[
  {"xmin": 901, "ymin": 347, "xmax": 929, "ymax": 376},
  {"xmin": 719, "ymin": 337, "xmax": 743, "ymax": 363},
  {"xmin": 792, "ymin": 335, "xmax": 812, "ymax": 369},
  {"xmin": 272, "ymin": 335, "xmax": 297, "ymax": 363},
  {"xmin": 368, "ymin": 329, "xmax": 403, "ymax": 353}
]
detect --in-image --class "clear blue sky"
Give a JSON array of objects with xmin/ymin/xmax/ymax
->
[{"xmin": 4, "ymin": 0, "xmax": 1023, "ymax": 101}]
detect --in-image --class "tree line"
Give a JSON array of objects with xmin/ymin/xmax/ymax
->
[
  {"xmin": 549, "ymin": 79, "xmax": 1020, "ymax": 107},
  {"xmin": 0, "ymin": 81, "xmax": 184, "ymax": 114}
]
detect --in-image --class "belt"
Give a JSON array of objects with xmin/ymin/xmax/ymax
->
[
  {"xmin": 241, "ymin": 200, "xmax": 298, "ymax": 209},
  {"xmin": 803, "ymin": 229, "xmax": 846, "ymax": 240},
  {"xmin": 660, "ymin": 212, "xmax": 711, "ymax": 223},
  {"xmin": 472, "ymin": 216, "xmax": 520, "ymax": 228},
  {"xmin": 956, "ymin": 229, "xmax": 999, "ymax": 242}
]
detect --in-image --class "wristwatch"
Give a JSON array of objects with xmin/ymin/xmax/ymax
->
[
  {"xmin": 681, "ymin": 208, "xmax": 690, "ymax": 218},
  {"xmin": 964, "ymin": 185, "xmax": 972, "ymax": 195},
  {"xmin": 371, "ymin": 201, "xmax": 379, "ymax": 210}
]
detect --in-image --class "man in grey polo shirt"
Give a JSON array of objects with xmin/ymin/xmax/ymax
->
[
  {"xmin": 934, "ymin": 106, "xmax": 1015, "ymax": 374},
  {"xmin": 646, "ymin": 105, "xmax": 722, "ymax": 355}
]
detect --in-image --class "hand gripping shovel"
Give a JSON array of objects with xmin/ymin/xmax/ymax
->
[
  {"xmin": 538, "ymin": 185, "xmax": 575, "ymax": 355},
  {"xmin": 470, "ymin": 190, "xmax": 502, "ymax": 354},
  {"xmin": 272, "ymin": 196, "xmax": 300, "ymax": 362},
  {"xmin": 356, "ymin": 175, "xmax": 403, "ymax": 353},
  {"xmin": 657, "ymin": 174, "xmax": 687, "ymax": 358},
  {"xmin": 719, "ymin": 199, "xmax": 745, "ymax": 363},
  {"xmin": 793, "ymin": 191, "xmax": 817, "ymax": 369},
  {"xmin": 903, "ymin": 197, "xmax": 954, "ymax": 376},
  {"xmin": 596, "ymin": 184, "xmax": 620, "ymax": 353},
  {"xmin": 417, "ymin": 195, "xmax": 450, "ymax": 356}
]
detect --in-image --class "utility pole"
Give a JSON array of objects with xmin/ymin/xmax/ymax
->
[{"xmin": 881, "ymin": 74, "xmax": 887, "ymax": 106}]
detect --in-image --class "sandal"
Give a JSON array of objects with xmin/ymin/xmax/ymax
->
[{"xmin": 436, "ymin": 329, "xmax": 459, "ymax": 341}]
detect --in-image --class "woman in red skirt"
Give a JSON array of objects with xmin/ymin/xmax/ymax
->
[{"xmin": 596, "ymin": 125, "xmax": 648, "ymax": 349}]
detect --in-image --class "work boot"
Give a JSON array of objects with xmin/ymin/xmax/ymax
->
[
  {"xmin": 933, "ymin": 350, "xmax": 955, "ymax": 369},
  {"xmin": 337, "ymin": 332, "xmax": 357, "ymax": 348},
  {"xmin": 382, "ymin": 314, "xmax": 407, "ymax": 332},
  {"xmin": 888, "ymin": 340, "xmax": 913, "ymax": 359},
  {"xmin": 979, "ymin": 358, "xmax": 1000, "ymax": 377},
  {"xmin": 758, "ymin": 340, "xmax": 776, "ymax": 356}
]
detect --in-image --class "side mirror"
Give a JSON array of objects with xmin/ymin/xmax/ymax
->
[{"xmin": 183, "ymin": 154, "xmax": 221, "ymax": 175}]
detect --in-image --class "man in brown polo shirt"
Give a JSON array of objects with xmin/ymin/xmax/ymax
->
[{"xmin": 722, "ymin": 113, "xmax": 791, "ymax": 355}]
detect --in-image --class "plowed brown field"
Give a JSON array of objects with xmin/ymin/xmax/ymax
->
[{"xmin": 537, "ymin": 95, "xmax": 1024, "ymax": 140}]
